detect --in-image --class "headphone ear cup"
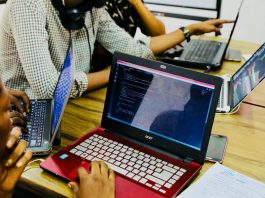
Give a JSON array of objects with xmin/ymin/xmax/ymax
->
[{"xmin": 63, "ymin": 9, "xmax": 85, "ymax": 30}]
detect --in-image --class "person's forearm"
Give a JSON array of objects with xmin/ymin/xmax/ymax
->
[
  {"xmin": 130, "ymin": 0, "xmax": 165, "ymax": 36},
  {"xmin": 86, "ymin": 67, "xmax": 110, "ymax": 92},
  {"xmin": 150, "ymin": 29, "xmax": 185, "ymax": 55}
]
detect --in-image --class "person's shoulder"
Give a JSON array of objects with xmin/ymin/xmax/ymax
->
[{"xmin": 8, "ymin": 0, "xmax": 45, "ymax": 11}]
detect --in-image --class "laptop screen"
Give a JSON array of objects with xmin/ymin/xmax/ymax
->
[
  {"xmin": 107, "ymin": 60, "xmax": 215, "ymax": 151},
  {"xmin": 51, "ymin": 47, "xmax": 74, "ymax": 134},
  {"xmin": 231, "ymin": 43, "xmax": 265, "ymax": 108}
]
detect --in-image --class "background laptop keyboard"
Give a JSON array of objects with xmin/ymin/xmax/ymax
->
[
  {"xmin": 69, "ymin": 134, "xmax": 187, "ymax": 195},
  {"xmin": 21, "ymin": 100, "xmax": 47, "ymax": 147},
  {"xmin": 182, "ymin": 40, "xmax": 222, "ymax": 63}
]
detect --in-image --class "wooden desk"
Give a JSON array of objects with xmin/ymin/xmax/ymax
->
[
  {"xmin": 17, "ymin": 39, "xmax": 265, "ymax": 197},
  {"xmin": 18, "ymin": 85, "xmax": 265, "ymax": 197}
]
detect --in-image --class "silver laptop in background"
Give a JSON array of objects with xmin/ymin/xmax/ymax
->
[
  {"xmin": 217, "ymin": 43, "xmax": 265, "ymax": 113},
  {"xmin": 22, "ymin": 46, "xmax": 75, "ymax": 155},
  {"xmin": 161, "ymin": 0, "xmax": 243, "ymax": 71}
]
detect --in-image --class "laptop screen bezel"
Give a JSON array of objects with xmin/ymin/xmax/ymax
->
[
  {"xmin": 102, "ymin": 52, "xmax": 223, "ymax": 165},
  {"xmin": 230, "ymin": 42, "xmax": 265, "ymax": 109}
]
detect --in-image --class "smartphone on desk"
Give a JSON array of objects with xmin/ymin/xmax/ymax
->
[{"xmin": 206, "ymin": 134, "xmax": 227, "ymax": 163}]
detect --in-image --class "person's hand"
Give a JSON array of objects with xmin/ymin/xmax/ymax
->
[
  {"xmin": 9, "ymin": 91, "xmax": 30, "ymax": 133},
  {"xmin": 9, "ymin": 90, "xmax": 30, "ymax": 115},
  {"xmin": 9, "ymin": 111, "xmax": 28, "ymax": 133},
  {"xmin": 68, "ymin": 161, "xmax": 115, "ymax": 198},
  {"xmin": 188, "ymin": 19, "xmax": 234, "ymax": 36},
  {"xmin": 0, "ymin": 127, "xmax": 32, "ymax": 194}
]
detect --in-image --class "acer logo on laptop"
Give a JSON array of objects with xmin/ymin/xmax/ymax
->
[
  {"xmin": 160, "ymin": 65, "xmax": 167, "ymax": 69},
  {"xmin": 145, "ymin": 135, "xmax": 153, "ymax": 140}
]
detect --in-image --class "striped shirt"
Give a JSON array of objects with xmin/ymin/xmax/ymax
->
[{"xmin": 0, "ymin": 0, "xmax": 155, "ymax": 99}]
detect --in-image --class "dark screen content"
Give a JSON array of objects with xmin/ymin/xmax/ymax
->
[{"xmin": 108, "ymin": 63, "xmax": 214, "ymax": 150}]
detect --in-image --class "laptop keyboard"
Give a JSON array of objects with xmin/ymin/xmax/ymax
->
[
  {"xmin": 70, "ymin": 134, "xmax": 187, "ymax": 195},
  {"xmin": 182, "ymin": 40, "xmax": 221, "ymax": 63},
  {"xmin": 21, "ymin": 100, "xmax": 47, "ymax": 147}
]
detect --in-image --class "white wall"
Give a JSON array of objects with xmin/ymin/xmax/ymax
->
[
  {"xmin": 1, "ymin": 1, "xmax": 264, "ymax": 44},
  {"xmin": 141, "ymin": 0, "xmax": 265, "ymax": 44},
  {"xmin": 0, "ymin": 4, "xmax": 5, "ymax": 19},
  {"xmin": 221, "ymin": 0, "xmax": 265, "ymax": 44}
]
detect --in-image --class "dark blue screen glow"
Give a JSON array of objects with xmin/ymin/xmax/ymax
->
[{"xmin": 107, "ymin": 61, "xmax": 215, "ymax": 150}]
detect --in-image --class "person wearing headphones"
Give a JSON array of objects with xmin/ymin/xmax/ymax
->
[
  {"xmin": 0, "ymin": 0, "xmax": 232, "ymax": 99},
  {"xmin": 0, "ymin": 79, "xmax": 114, "ymax": 198}
]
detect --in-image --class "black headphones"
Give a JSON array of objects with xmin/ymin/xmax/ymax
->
[{"xmin": 51, "ymin": 0, "xmax": 105, "ymax": 30}]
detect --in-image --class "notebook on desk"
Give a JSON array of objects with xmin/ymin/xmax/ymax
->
[
  {"xmin": 21, "ymin": 47, "xmax": 74, "ymax": 155},
  {"xmin": 40, "ymin": 52, "xmax": 222, "ymax": 198},
  {"xmin": 217, "ymin": 42, "xmax": 265, "ymax": 113},
  {"xmin": 161, "ymin": 0, "xmax": 243, "ymax": 71}
]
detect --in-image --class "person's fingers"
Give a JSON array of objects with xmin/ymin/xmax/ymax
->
[
  {"xmin": 91, "ymin": 161, "xmax": 100, "ymax": 176},
  {"xmin": 77, "ymin": 166, "xmax": 89, "ymax": 182},
  {"xmin": 5, "ymin": 140, "xmax": 27, "ymax": 167},
  {"xmin": 108, "ymin": 168, "xmax": 115, "ymax": 181},
  {"xmin": 10, "ymin": 111, "xmax": 27, "ymax": 122},
  {"xmin": 10, "ymin": 112, "xmax": 27, "ymax": 128},
  {"xmin": 9, "ymin": 91, "xmax": 30, "ymax": 114},
  {"xmin": 15, "ymin": 150, "xmax": 32, "ymax": 168},
  {"xmin": 99, "ymin": 161, "xmax": 109, "ymax": 177},
  {"xmin": 11, "ymin": 96, "xmax": 24, "ymax": 114},
  {"xmin": 18, "ymin": 92, "xmax": 30, "ymax": 114},
  {"xmin": 68, "ymin": 182, "xmax": 79, "ymax": 198},
  {"xmin": 6, "ymin": 127, "xmax": 22, "ymax": 148}
]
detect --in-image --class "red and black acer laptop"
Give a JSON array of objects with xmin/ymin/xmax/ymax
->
[{"xmin": 40, "ymin": 52, "xmax": 222, "ymax": 198}]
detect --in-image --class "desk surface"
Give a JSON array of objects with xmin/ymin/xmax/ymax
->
[{"xmin": 18, "ymin": 39, "xmax": 265, "ymax": 197}]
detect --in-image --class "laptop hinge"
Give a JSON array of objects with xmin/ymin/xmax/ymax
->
[{"xmin": 184, "ymin": 157, "xmax": 193, "ymax": 163}]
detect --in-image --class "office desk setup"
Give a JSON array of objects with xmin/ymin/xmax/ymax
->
[{"xmin": 17, "ymin": 39, "xmax": 265, "ymax": 197}]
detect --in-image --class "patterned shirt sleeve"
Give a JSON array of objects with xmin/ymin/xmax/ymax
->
[
  {"xmin": 8, "ymin": 0, "xmax": 87, "ymax": 98},
  {"xmin": 96, "ymin": 8, "xmax": 155, "ymax": 60}
]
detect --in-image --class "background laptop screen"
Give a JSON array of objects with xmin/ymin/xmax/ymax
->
[
  {"xmin": 107, "ymin": 60, "xmax": 215, "ymax": 151},
  {"xmin": 51, "ymin": 49, "xmax": 73, "ymax": 133},
  {"xmin": 231, "ymin": 44, "xmax": 265, "ymax": 108}
]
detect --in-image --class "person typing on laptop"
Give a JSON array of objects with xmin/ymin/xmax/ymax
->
[
  {"xmin": 0, "ymin": 80, "xmax": 115, "ymax": 198},
  {"xmin": 0, "ymin": 0, "xmax": 232, "ymax": 99},
  {"xmin": 8, "ymin": 90, "xmax": 30, "ymax": 134}
]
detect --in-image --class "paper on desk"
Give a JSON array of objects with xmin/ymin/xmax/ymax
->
[{"xmin": 177, "ymin": 163, "xmax": 265, "ymax": 198}]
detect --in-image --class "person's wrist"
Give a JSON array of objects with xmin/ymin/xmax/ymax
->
[
  {"xmin": 186, "ymin": 25, "xmax": 196, "ymax": 36},
  {"xmin": 179, "ymin": 26, "xmax": 191, "ymax": 42}
]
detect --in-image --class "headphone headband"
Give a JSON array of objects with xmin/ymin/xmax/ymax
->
[{"xmin": 51, "ymin": 0, "xmax": 105, "ymax": 30}]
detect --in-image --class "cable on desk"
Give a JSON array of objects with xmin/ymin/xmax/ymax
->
[
  {"xmin": 23, "ymin": 158, "xmax": 44, "ymax": 173},
  {"xmin": 216, "ymin": 105, "xmax": 240, "ymax": 115}
]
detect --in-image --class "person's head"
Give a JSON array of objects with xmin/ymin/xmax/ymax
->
[{"xmin": 0, "ymin": 80, "xmax": 11, "ymax": 159}]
